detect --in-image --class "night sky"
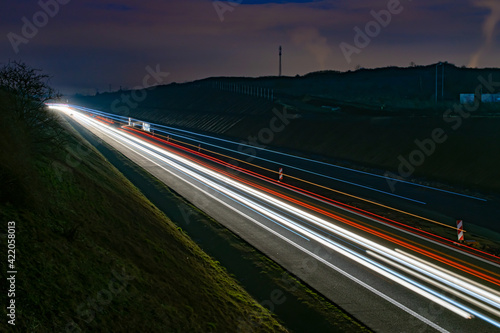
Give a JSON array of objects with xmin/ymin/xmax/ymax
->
[{"xmin": 2, "ymin": 0, "xmax": 499, "ymax": 94}]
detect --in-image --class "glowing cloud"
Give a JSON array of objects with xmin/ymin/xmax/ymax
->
[
  {"xmin": 468, "ymin": 0, "xmax": 500, "ymax": 67},
  {"xmin": 290, "ymin": 27, "xmax": 332, "ymax": 70}
]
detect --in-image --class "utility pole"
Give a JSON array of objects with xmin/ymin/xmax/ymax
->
[
  {"xmin": 435, "ymin": 63, "xmax": 439, "ymax": 103},
  {"xmin": 279, "ymin": 46, "xmax": 282, "ymax": 77},
  {"xmin": 435, "ymin": 62, "xmax": 445, "ymax": 103},
  {"xmin": 442, "ymin": 63, "xmax": 444, "ymax": 100}
]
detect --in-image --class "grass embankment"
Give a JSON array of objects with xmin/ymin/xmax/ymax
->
[
  {"xmin": 226, "ymin": 114, "xmax": 500, "ymax": 193},
  {"xmin": 0, "ymin": 94, "xmax": 287, "ymax": 332}
]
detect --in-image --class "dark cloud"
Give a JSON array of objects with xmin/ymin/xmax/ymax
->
[{"xmin": 1, "ymin": 0, "xmax": 497, "ymax": 94}]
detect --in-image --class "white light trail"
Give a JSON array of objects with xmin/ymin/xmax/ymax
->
[
  {"xmin": 58, "ymin": 105, "xmax": 500, "ymax": 329},
  {"xmin": 369, "ymin": 251, "xmax": 500, "ymax": 319},
  {"xmin": 396, "ymin": 249, "xmax": 500, "ymax": 299}
]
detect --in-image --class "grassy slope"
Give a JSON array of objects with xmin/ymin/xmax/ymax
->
[
  {"xmin": 226, "ymin": 114, "xmax": 500, "ymax": 193},
  {"xmin": 0, "ymin": 95, "xmax": 286, "ymax": 332}
]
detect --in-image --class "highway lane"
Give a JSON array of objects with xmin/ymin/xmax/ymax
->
[
  {"xmin": 64, "ymin": 104, "xmax": 500, "ymax": 237},
  {"xmin": 147, "ymin": 120, "xmax": 500, "ymax": 235},
  {"xmin": 61, "ymin": 105, "xmax": 500, "ymax": 264},
  {"xmin": 51, "ymin": 104, "xmax": 500, "ymax": 332}
]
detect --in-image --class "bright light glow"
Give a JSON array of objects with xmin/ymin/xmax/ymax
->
[{"xmin": 48, "ymin": 104, "xmax": 72, "ymax": 113}]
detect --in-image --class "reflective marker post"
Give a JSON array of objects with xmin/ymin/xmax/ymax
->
[{"xmin": 457, "ymin": 220, "xmax": 464, "ymax": 241}]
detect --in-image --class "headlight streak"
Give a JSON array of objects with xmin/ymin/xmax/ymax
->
[
  {"xmin": 73, "ymin": 110, "xmax": 473, "ymax": 321},
  {"xmin": 368, "ymin": 250, "xmax": 500, "ymax": 319},
  {"xmin": 147, "ymin": 129, "xmax": 427, "ymax": 204},
  {"xmin": 72, "ymin": 104, "xmax": 500, "ymax": 268},
  {"xmin": 108, "ymin": 126, "xmax": 452, "ymax": 333},
  {"xmin": 120, "ymin": 128, "xmax": 376, "ymax": 255},
  {"xmin": 66, "ymin": 105, "xmax": 426, "ymax": 204},
  {"xmin": 66, "ymin": 105, "xmax": 485, "ymax": 202},
  {"xmin": 396, "ymin": 249, "xmax": 500, "ymax": 299},
  {"xmin": 63, "ymin": 107, "xmax": 500, "ymax": 329},
  {"xmin": 207, "ymin": 173, "xmax": 500, "ymax": 291},
  {"xmin": 123, "ymin": 126, "xmax": 500, "ymax": 273},
  {"xmin": 380, "ymin": 251, "xmax": 500, "ymax": 309},
  {"xmin": 77, "ymin": 110, "xmax": 497, "ymax": 322},
  {"xmin": 67, "ymin": 104, "xmax": 500, "ymax": 268},
  {"xmin": 124, "ymin": 125, "xmax": 500, "ymax": 286},
  {"xmin": 74, "ymin": 113, "xmax": 311, "ymax": 242}
]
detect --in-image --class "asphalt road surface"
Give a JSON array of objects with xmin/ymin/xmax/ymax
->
[{"xmin": 51, "ymin": 104, "xmax": 500, "ymax": 332}]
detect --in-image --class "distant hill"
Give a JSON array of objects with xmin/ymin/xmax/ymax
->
[
  {"xmin": 74, "ymin": 63, "xmax": 500, "ymax": 116},
  {"xmin": 69, "ymin": 64, "xmax": 500, "ymax": 193}
]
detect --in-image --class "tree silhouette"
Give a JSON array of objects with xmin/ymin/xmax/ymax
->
[{"xmin": 0, "ymin": 61, "xmax": 64, "ymax": 148}]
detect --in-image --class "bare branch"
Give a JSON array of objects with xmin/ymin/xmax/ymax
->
[{"xmin": 0, "ymin": 61, "xmax": 64, "ymax": 154}]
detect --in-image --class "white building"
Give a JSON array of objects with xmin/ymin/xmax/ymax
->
[{"xmin": 460, "ymin": 93, "xmax": 500, "ymax": 104}]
